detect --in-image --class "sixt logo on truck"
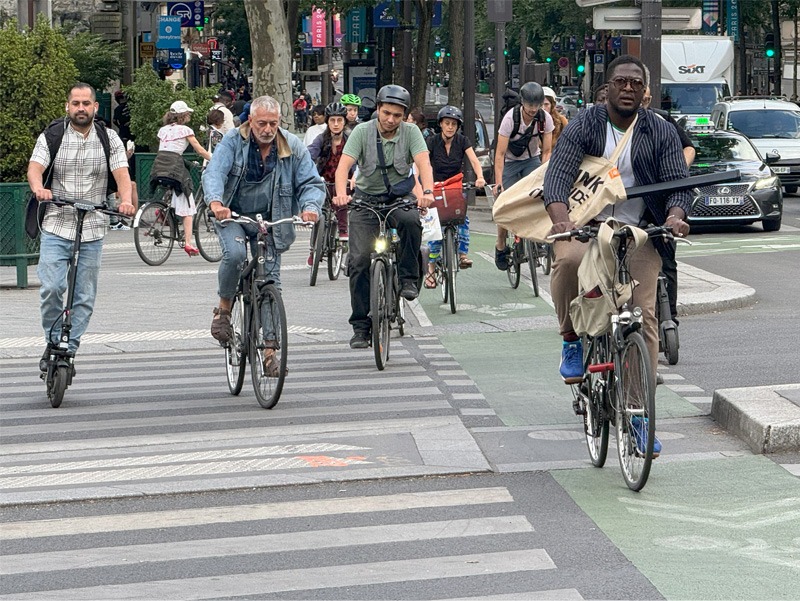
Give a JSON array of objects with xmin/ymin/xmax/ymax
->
[{"xmin": 678, "ymin": 64, "xmax": 706, "ymax": 74}]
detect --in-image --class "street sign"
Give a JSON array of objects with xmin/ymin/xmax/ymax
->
[
  {"xmin": 594, "ymin": 53, "xmax": 604, "ymax": 72},
  {"xmin": 140, "ymin": 42, "xmax": 156, "ymax": 58},
  {"xmin": 557, "ymin": 56, "xmax": 569, "ymax": 69},
  {"xmin": 210, "ymin": 49, "xmax": 222, "ymax": 61},
  {"xmin": 374, "ymin": 1, "xmax": 398, "ymax": 28},
  {"xmin": 168, "ymin": 48, "xmax": 186, "ymax": 69},
  {"xmin": 90, "ymin": 12, "xmax": 122, "ymax": 41},
  {"xmin": 611, "ymin": 35, "xmax": 622, "ymax": 49},
  {"xmin": 487, "ymin": 0, "xmax": 513, "ymax": 23},
  {"xmin": 156, "ymin": 16, "xmax": 182, "ymax": 49},
  {"xmin": 167, "ymin": 1, "xmax": 204, "ymax": 29},
  {"xmin": 191, "ymin": 42, "xmax": 210, "ymax": 57},
  {"xmin": 345, "ymin": 7, "xmax": 366, "ymax": 43}
]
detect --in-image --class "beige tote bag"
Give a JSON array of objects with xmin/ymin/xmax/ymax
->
[{"xmin": 492, "ymin": 115, "xmax": 637, "ymax": 243}]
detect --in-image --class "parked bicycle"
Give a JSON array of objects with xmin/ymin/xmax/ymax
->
[
  {"xmin": 40, "ymin": 198, "xmax": 126, "ymax": 408},
  {"xmin": 428, "ymin": 180, "xmax": 475, "ymax": 314},
  {"xmin": 351, "ymin": 197, "xmax": 419, "ymax": 371},
  {"xmin": 133, "ymin": 166, "xmax": 221, "ymax": 265},
  {"xmin": 309, "ymin": 186, "xmax": 346, "ymax": 286},
  {"xmin": 548, "ymin": 223, "xmax": 685, "ymax": 491},
  {"xmin": 218, "ymin": 213, "xmax": 309, "ymax": 409}
]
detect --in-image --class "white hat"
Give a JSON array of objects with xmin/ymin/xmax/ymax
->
[
  {"xmin": 169, "ymin": 100, "xmax": 194, "ymax": 114},
  {"xmin": 542, "ymin": 86, "xmax": 557, "ymax": 99}
]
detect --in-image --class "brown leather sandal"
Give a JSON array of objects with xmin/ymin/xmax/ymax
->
[
  {"xmin": 459, "ymin": 254, "xmax": 473, "ymax": 269},
  {"xmin": 211, "ymin": 307, "xmax": 233, "ymax": 344}
]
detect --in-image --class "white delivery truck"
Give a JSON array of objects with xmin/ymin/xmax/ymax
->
[{"xmin": 661, "ymin": 35, "xmax": 734, "ymax": 127}]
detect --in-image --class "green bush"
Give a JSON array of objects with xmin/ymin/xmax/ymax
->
[
  {"xmin": 0, "ymin": 16, "xmax": 78, "ymax": 182},
  {"xmin": 64, "ymin": 31, "xmax": 125, "ymax": 93},
  {"xmin": 125, "ymin": 66, "xmax": 218, "ymax": 151}
]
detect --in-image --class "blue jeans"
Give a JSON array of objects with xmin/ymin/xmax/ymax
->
[
  {"xmin": 428, "ymin": 215, "xmax": 470, "ymax": 260},
  {"xmin": 215, "ymin": 220, "xmax": 281, "ymax": 339},
  {"xmin": 37, "ymin": 232, "xmax": 104, "ymax": 354},
  {"xmin": 502, "ymin": 155, "xmax": 541, "ymax": 189}
]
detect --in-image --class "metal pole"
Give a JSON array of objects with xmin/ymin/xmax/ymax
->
[
  {"xmin": 122, "ymin": 0, "xmax": 136, "ymax": 85},
  {"xmin": 519, "ymin": 26, "xmax": 526, "ymax": 86},
  {"xmin": 494, "ymin": 21, "xmax": 506, "ymax": 133},
  {"xmin": 322, "ymin": 11, "xmax": 333, "ymax": 105},
  {"xmin": 640, "ymin": 0, "xmax": 662, "ymax": 103},
  {"xmin": 463, "ymin": 0, "xmax": 477, "ymax": 205},
  {"xmin": 403, "ymin": 0, "xmax": 413, "ymax": 90}
]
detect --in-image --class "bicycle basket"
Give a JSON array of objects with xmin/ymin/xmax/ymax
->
[{"xmin": 432, "ymin": 174, "xmax": 467, "ymax": 224}]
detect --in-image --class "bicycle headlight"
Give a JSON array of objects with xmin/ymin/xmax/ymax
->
[
  {"xmin": 753, "ymin": 175, "xmax": 780, "ymax": 190},
  {"xmin": 375, "ymin": 237, "xmax": 388, "ymax": 253}
]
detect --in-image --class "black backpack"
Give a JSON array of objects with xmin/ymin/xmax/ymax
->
[
  {"xmin": 42, "ymin": 117, "xmax": 117, "ymax": 196},
  {"xmin": 506, "ymin": 104, "xmax": 547, "ymax": 158}
]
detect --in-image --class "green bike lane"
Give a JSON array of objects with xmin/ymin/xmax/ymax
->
[{"xmin": 416, "ymin": 231, "xmax": 799, "ymax": 600}]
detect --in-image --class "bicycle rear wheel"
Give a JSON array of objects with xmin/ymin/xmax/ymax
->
[
  {"xmin": 225, "ymin": 295, "xmax": 246, "ymax": 395},
  {"xmin": 443, "ymin": 227, "xmax": 457, "ymax": 314},
  {"xmin": 506, "ymin": 236, "xmax": 521, "ymax": 289},
  {"xmin": 249, "ymin": 283, "xmax": 288, "ymax": 409},
  {"xmin": 583, "ymin": 336, "xmax": 610, "ymax": 467},
  {"xmin": 614, "ymin": 331, "xmax": 656, "ymax": 491},
  {"xmin": 370, "ymin": 260, "xmax": 390, "ymax": 370},
  {"xmin": 309, "ymin": 215, "xmax": 326, "ymax": 287},
  {"xmin": 134, "ymin": 201, "xmax": 175, "ymax": 266},
  {"xmin": 542, "ymin": 243, "xmax": 554, "ymax": 275},
  {"xmin": 327, "ymin": 216, "xmax": 344, "ymax": 280},
  {"xmin": 524, "ymin": 239, "xmax": 540, "ymax": 297},
  {"xmin": 195, "ymin": 199, "xmax": 222, "ymax": 263}
]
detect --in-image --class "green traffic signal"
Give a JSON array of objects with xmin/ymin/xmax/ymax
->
[
  {"xmin": 503, "ymin": 49, "xmax": 508, "ymax": 56},
  {"xmin": 435, "ymin": 50, "xmax": 441, "ymax": 58},
  {"xmin": 546, "ymin": 57, "xmax": 552, "ymax": 63},
  {"xmin": 446, "ymin": 51, "xmax": 450, "ymax": 57},
  {"xmin": 765, "ymin": 32, "xmax": 776, "ymax": 58},
  {"xmin": 577, "ymin": 64, "xmax": 586, "ymax": 74},
  {"xmin": 766, "ymin": 48, "xmax": 775, "ymax": 58}
]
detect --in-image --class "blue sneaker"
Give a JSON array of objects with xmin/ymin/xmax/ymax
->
[
  {"xmin": 631, "ymin": 416, "xmax": 661, "ymax": 457},
  {"xmin": 559, "ymin": 339, "xmax": 583, "ymax": 383}
]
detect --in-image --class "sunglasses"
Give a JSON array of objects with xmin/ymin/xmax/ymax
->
[{"xmin": 610, "ymin": 76, "xmax": 645, "ymax": 92}]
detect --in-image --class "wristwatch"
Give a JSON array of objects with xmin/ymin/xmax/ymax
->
[{"xmin": 423, "ymin": 189, "xmax": 433, "ymax": 195}]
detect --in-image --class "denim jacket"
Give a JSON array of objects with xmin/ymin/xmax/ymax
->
[{"xmin": 202, "ymin": 123, "xmax": 325, "ymax": 251}]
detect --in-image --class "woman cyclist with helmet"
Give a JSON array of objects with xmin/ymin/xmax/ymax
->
[
  {"xmin": 340, "ymin": 94, "xmax": 362, "ymax": 134},
  {"xmin": 423, "ymin": 105, "xmax": 485, "ymax": 289},
  {"xmin": 542, "ymin": 86, "xmax": 569, "ymax": 147},
  {"xmin": 492, "ymin": 81, "xmax": 554, "ymax": 271},
  {"xmin": 307, "ymin": 102, "xmax": 354, "ymax": 263}
]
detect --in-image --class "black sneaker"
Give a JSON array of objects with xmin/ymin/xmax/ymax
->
[
  {"xmin": 349, "ymin": 332, "xmax": 370, "ymax": 349},
  {"xmin": 39, "ymin": 345, "xmax": 51, "ymax": 372},
  {"xmin": 495, "ymin": 246, "xmax": 511, "ymax": 271},
  {"xmin": 400, "ymin": 281, "xmax": 419, "ymax": 301}
]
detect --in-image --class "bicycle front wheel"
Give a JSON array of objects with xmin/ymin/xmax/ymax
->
[
  {"xmin": 225, "ymin": 295, "xmax": 246, "ymax": 395},
  {"xmin": 134, "ymin": 201, "xmax": 175, "ymax": 265},
  {"xmin": 370, "ymin": 260, "xmax": 390, "ymax": 370},
  {"xmin": 614, "ymin": 331, "xmax": 656, "ymax": 491},
  {"xmin": 195, "ymin": 199, "xmax": 222, "ymax": 262},
  {"xmin": 524, "ymin": 239, "xmax": 540, "ymax": 298},
  {"xmin": 583, "ymin": 336, "xmax": 610, "ymax": 467},
  {"xmin": 506, "ymin": 236, "xmax": 521, "ymax": 289},
  {"xmin": 443, "ymin": 227, "xmax": 457, "ymax": 314},
  {"xmin": 309, "ymin": 215, "xmax": 326, "ymax": 287},
  {"xmin": 249, "ymin": 283, "xmax": 288, "ymax": 409},
  {"xmin": 327, "ymin": 217, "xmax": 344, "ymax": 280}
]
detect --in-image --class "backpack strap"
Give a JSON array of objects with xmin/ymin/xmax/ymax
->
[{"xmin": 510, "ymin": 105, "xmax": 522, "ymax": 140}]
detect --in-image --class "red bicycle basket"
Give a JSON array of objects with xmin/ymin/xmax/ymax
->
[{"xmin": 432, "ymin": 173, "xmax": 467, "ymax": 224}]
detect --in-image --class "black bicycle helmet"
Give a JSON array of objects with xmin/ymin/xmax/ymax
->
[
  {"xmin": 437, "ymin": 105, "xmax": 463, "ymax": 125},
  {"xmin": 519, "ymin": 82, "xmax": 545, "ymax": 105},
  {"xmin": 376, "ymin": 84, "xmax": 411, "ymax": 109},
  {"xmin": 325, "ymin": 102, "xmax": 348, "ymax": 119}
]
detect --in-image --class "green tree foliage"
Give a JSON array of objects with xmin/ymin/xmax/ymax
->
[
  {"xmin": 212, "ymin": 0, "xmax": 252, "ymax": 68},
  {"xmin": 64, "ymin": 31, "xmax": 125, "ymax": 93},
  {"xmin": 0, "ymin": 16, "xmax": 78, "ymax": 182},
  {"xmin": 124, "ymin": 66, "xmax": 218, "ymax": 151}
]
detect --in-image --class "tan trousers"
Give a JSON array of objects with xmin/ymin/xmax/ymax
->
[{"xmin": 551, "ymin": 238, "xmax": 662, "ymax": 376}]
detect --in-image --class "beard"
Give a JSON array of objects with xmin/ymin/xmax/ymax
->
[
  {"xmin": 613, "ymin": 104, "xmax": 638, "ymax": 118},
  {"xmin": 69, "ymin": 111, "xmax": 94, "ymax": 127}
]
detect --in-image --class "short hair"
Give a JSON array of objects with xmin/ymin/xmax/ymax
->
[
  {"xmin": 249, "ymin": 95, "xmax": 281, "ymax": 117},
  {"xmin": 311, "ymin": 105, "xmax": 326, "ymax": 116},
  {"xmin": 68, "ymin": 82, "xmax": 96, "ymax": 101},
  {"xmin": 207, "ymin": 109, "xmax": 225, "ymax": 126},
  {"xmin": 409, "ymin": 108, "xmax": 426, "ymax": 127},
  {"xmin": 606, "ymin": 55, "xmax": 648, "ymax": 86}
]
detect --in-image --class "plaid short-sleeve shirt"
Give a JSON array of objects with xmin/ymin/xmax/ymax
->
[{"xmin": 30, "ymin": 122, "xmax": 128, "ymax": 242}]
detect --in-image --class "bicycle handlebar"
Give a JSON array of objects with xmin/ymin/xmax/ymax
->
[
  {"xmin": 218, "ymin": 214, "xmax": 312, "ymax": 227},
  {"xmin": 547, "ymin": 224, "xmax": 692, "ymax": 245},
  {"xmin": 50, "ymin": 197, "xmax": 126, "ymax": 219}
]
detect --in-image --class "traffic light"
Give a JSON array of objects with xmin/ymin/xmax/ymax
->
[
  {"xmin": 358, "ymin": 43, "xmax": 370, "ymax": 54},
  {"xmin": 576, "ymin": 63, "xmax": 586, "ymax": 74},
  {"xmin": 196, "ymin": 16, "xmax": 209, "ymax": 32},
  {"xmin": 435, "ymin": 50, "xmax": 441, "ymax": 58},
  {"xmin": 503, "ymin": 48, "xmax": 508, "ymax": 56},
  {"xmin": 765, "ymin": 33, "xmax": 776, "ymax": 58},
  {"xmin": 445, "ymin": 51, "xmax": 450, "ymax": 57},
  {"xmin": 546, "ymin": 57, "xmax": 552, "ymax": 63}
]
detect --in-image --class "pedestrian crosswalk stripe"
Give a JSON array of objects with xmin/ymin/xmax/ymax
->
[
  {"xmin": 444, "ymin": 590, "xmax": 584, "ymax": 600},
  {"xmin": 0, "ymin": 549, "xmax": 555, "ymax": 600},
  {"xmin": 0, "ymin": 487, "xmax": 514, "ymax": 540},
  {"xmin": 0, "ymin": 515, "xmax": 534, "ymax": 576}
]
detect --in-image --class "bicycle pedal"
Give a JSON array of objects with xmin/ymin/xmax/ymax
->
[{"xmin": 573, "ymin": 399, "xmax": 586, "ymax": 416}]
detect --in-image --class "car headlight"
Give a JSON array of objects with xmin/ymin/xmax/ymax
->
[
  {"xmin": 374, "ymin": 237, "xmax": 388, "ymax": 253},
  {"xmin": 753, "ymin": 175, "xmax": 780, "ymax": 190}
]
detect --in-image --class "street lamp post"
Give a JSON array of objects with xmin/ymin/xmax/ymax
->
[{"xmin": 463, "ymin": 0, "xmax": 477, "ymax": 206}]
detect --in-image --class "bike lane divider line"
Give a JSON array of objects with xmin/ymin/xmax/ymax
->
[{"xmin": 552, "ymin": 454, "xmax": 800, "ymax": 600}]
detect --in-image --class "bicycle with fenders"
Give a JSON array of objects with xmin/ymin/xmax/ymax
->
[
  {"xmin": 351, "ymin": 197, "xmax": 419, "ymax": 371},
  {"xmin": 133, "ymin": 161, "xmax": 221, "ymax": 265},
  {"xmin": 218, "ymin": 212, "xmax": 310, "ymax": 409},
  {"xmin": 504, "ymin": 233, "xmax": 548, "ymax": 298},
  {"xmin": 309, "ymin": 185, "xmax": 347, "ymax": 286},
  {"xmin": 39, "ymin": 198, "xmax": 126, "ymax": 408},
  {"xmin": 548, "ymin": 223, "xmax": 683, "ymax": 491}
]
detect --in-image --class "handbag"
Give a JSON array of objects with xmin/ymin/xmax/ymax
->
[
  {"xmin": 375, "ymin": 133, "xmax": 416, "ymax": 199},
  {"xmin": 420, "ymin": 207, "xmax": 443, "ymax": 243},
  {"xmin": 492, "ymin": 114, "xmax": 637, "ymax": 243}
]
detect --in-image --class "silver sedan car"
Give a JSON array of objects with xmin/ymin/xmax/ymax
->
[{"xmin": 556, "ymin": 95, "xmax": 580, "ymax": 119}]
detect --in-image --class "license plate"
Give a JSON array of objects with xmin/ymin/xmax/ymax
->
[
  {"xmin": 772, "ymin": 167, "xmax": 790, "ymax": 174},
  {"xmin": 706, "ymin": 196, "xmax": 743, "ymax": 206}
]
